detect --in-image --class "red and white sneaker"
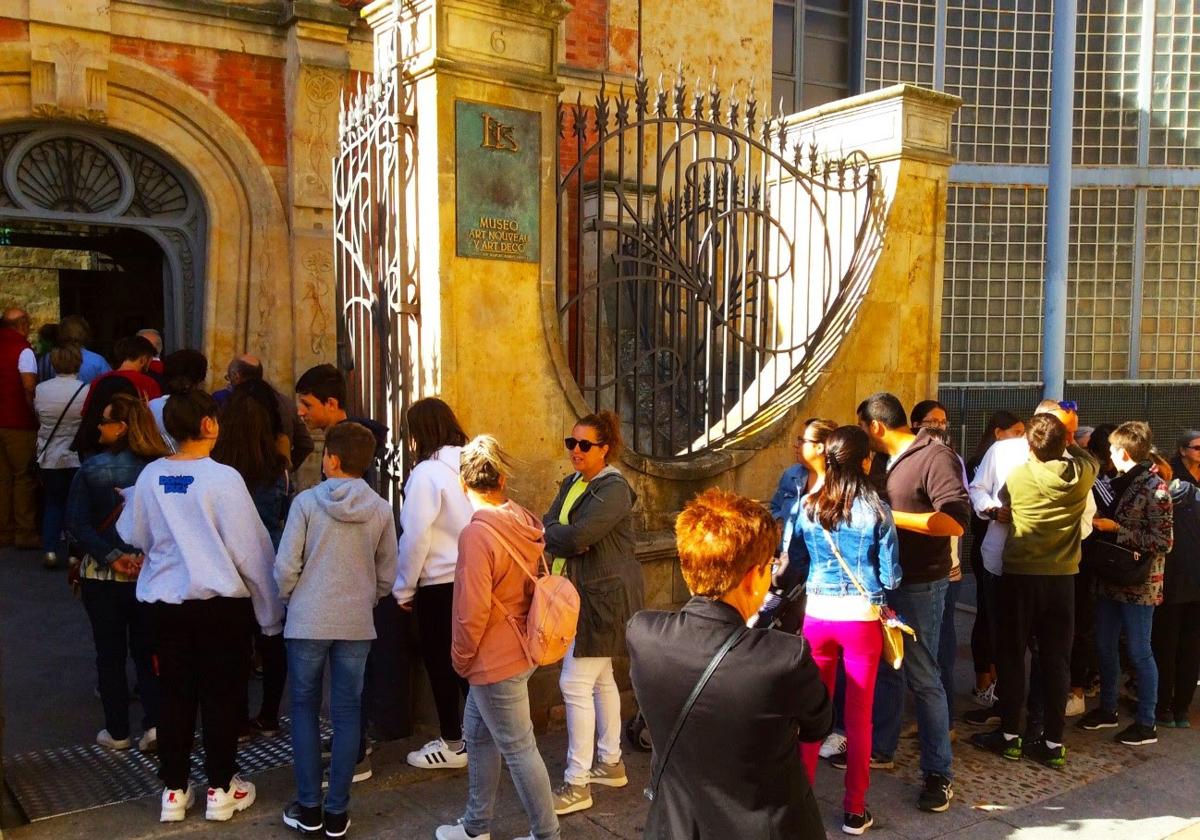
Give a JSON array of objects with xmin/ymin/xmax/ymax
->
[
  {"xmin": 205, "ymin": 774, "xmax": 256, "ymax": 821},
  {"xmin": 160, "ymin": 784, "xmax": 194, "ymax": 822}
]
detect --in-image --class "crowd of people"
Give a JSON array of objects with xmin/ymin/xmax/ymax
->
[{"xmin": 0, "ymin": 302, "xmax": 1198, "ymax": 839}]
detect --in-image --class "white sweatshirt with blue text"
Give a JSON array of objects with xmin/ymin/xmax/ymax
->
[{"xmin": 117, "ymin": 456, "xmax": 284, "ymax": 634}]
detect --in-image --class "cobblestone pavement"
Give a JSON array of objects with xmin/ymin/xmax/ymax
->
[{"xmin": 3, "ymin": 545, "xmax": 1199, "ymax": 838}]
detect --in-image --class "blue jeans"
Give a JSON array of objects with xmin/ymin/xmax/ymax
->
[
  {"xmin": 287, "ymin": 639, "xmax": 371, "ymax": 814},
  {"xmin": 873, "ymin": 579, "xmax": 954, "ymax": 778},
  {"xmin": 463, "ymin": 668, "xmax": 560, "ymax": 840},
  {"xmin": 41, "ymin": 467, "xmax": 75, "ymax": 553},
  {"xmin": 1096, "ymin": 596, "xmax": 1158, "ymax": 726},
  {"xmin": 938, "ymin": 578, "xmax": 961, "ymax": 725}
]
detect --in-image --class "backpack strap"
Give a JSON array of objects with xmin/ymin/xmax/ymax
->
[
  {"xmin": 644, "ymin": 624, "xmax": 748, "ymax": 802},
  {"xmin": 476, "ymin": 520, "xmax": 545, "ymax": 666}
]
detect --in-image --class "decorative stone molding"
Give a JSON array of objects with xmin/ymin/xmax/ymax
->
[{"xmin": 29, "ymin": 29, "xmax": 109, "ymax": 122}]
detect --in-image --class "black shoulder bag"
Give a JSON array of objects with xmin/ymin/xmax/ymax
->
[{"xmin": 644, "ymin": 624, "xmax": 748, "ymax": 802}]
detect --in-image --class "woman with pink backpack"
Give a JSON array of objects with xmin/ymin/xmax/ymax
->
[{"xmin": 436, "ymin": 435, "xmax": 561, "ymax": 840}]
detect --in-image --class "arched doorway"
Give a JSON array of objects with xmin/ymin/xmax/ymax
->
[{"xmin": 0, "ymin": 124, "xmax": 206, "ymax": 350}]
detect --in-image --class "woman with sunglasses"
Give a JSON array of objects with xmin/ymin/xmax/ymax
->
[
  {"xmin": 794, "ymin": 426, "xmax": 901, "ymax": 835},
  {"xmin": 543, "ymin": 410, "xmax": 644, "ymax": 816},
  {"xmin": 65, "ymin": 393, "xmax": 170, "ymax": 752}
]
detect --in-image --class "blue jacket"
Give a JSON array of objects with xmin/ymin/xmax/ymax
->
[
  {"xmin": 770, "ymin": 463, "xmax": 809, "ymax": 522},
  {"xmin": 65, "ymin": 448, "xmax": 153, "ymax": 565},
  {"xmin": 787, "ymin": 497, "xmax": 902, "ymax": 605}
]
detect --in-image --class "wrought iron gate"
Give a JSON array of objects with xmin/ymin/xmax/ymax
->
[
  {"xmin": 333, "ymin": 71, "xmax": 419, "ymax": 510},
  {"xmin": 556, "ymin": 72, "xmax": 883, "ymax": 460}
]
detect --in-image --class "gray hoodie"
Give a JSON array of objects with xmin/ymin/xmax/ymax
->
[{"xmin": 275, "ymin": 477, "xmax": 398, "ymax": 640}]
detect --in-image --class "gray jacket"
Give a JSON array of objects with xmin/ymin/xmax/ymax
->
[
  {"xmin": 275, "ymin": 477, "xmax": 398, "ymax": 640},
  {"xmin": 544, "ymin": 465, "xmax": 644, "ymax": 658}
]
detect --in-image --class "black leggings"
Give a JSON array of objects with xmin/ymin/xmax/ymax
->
[{"xmin": 415, "ymin": 583, "xmax": 469, "ymax": 742}]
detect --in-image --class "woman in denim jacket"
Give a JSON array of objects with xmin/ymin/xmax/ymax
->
[
  {"xmin": 792, "ymin": 426, "xmax": 902, "ymax": 836},
  {"xmin": 65, "ymin": 393, "xmax": 169, "ymax": 752}
]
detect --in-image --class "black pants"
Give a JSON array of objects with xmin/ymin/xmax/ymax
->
[
  {"xmin": 968, "ymin": 521, "xmax": 994, "ymax": 675},
  {"xmin": 151, "ymin": 597, "xmax": 253, "ymax": 791},
  {"xmin": 81, "ymin": 579, "xmax": 160, "ymax": 740},
  {"xmin": 362, "ymin": 598, "xmax": 415, "ymax": 749},
  {"xmin": 996, "ymin": 574, "xmax": 1074, "ymax": 743},
  {"xmin": 244, "ymin": 630, "xmax": 287, "ymax": 724},
  {"xmin": 1070, "ymin": 567, "xmax": 1098, "ymax": 687},
  {"xmin": 1152, "ymin": 601, "xmax": 1200, "ymax": 719},
  {"xmin": 415, "ymin": 583, "xmax": 469, "ymax": 741}
]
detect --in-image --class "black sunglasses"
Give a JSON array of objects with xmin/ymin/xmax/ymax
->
[{"xmin": 564, "ymin": 437, "xmax": 603, "ymax": 453}]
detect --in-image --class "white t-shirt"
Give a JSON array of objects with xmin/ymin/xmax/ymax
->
[{"xmin": 17, "ymin": 348, "xmax": 35, "ymax": 374}]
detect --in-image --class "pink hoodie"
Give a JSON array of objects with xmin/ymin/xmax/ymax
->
[{"xmin": 452, "ymin": 500, "xmax": 546, "ymax": 685}]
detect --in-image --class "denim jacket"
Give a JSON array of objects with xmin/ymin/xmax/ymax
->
[
  {"xmin": 65, "ymin": 448, "xmax": 153, "ymax": 568},
  {"xmin": 788, "ymin": 497, "xmax": 902, "ymax": 605}
]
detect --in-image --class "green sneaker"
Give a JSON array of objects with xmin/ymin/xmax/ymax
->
[
  {"xmin": 1025, "ymin": 739, "xmax": 1066, "ymax": 769},
  {"xmin": 970, "ymin": 728, "xmax": 1022, "ymax": 760}
]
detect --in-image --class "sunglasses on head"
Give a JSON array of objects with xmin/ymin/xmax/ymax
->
[
  {"xmin": 1058, "ymin": 400, "xmax": 1079, "ymax": 412},
  {"xmin": 564, "ymin": 437, "xmax": 602, "ymax": 453}
]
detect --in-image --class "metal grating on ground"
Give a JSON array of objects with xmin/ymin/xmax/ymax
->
[{"xmin": 5, "ymin": 717, "xmax": 330, "ymax": 822}]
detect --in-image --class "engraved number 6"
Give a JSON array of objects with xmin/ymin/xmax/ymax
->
[{"xmin": 490, "ymin": 29, "xmax": 506, "ymax": 54}]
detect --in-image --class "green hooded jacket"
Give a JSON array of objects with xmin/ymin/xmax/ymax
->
[{"xmin": 1003, "ymin": 444, "xmax": 1099, "ymax": 575}]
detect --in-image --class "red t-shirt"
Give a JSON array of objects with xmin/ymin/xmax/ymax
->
[{"xmin": 82, "ymin": 368, "xmax": 162, "ymax": 413}]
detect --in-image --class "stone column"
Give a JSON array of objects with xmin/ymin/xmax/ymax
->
[
  {"xmin": 362, "ymin": 0, "xmax": 569, "ymax": 495},
  {"xmin": 282, "ymin": 3, "xmax": 357, "ymax": 387}
]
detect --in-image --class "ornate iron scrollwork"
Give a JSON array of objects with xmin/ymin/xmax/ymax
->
[{"xmin": 557, "ymin": 70, "xmax": 883, "ymax": 461}]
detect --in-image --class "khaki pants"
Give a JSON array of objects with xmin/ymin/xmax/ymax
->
[{"xmin": 0, "ymin": 427, "xmax": 37, "ymax": 544}]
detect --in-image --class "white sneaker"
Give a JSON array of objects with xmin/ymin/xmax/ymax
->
[
  {"xmin": 205, "ymin": 774, "xmax": 255, "ymax": 821},
  {"xmin": 407, "ymin": 737, "xmax": 468, "ymax": 769},
  {"xmin": 138, "ymin": 727, "xmax": 157, "ymax": 752},
  {"xmin": 159, "ymin": 785, "xmax": 194, "ymax": 822},
  {"xmin": 819, "ymin": 731, "xmax": 848, "ymax": 759},
  {"xmin": 96, "ymin": 729, "xmax": 131, "ymax": 750},
  {"xmin": 1065, "ymin": 693, "xmax": 1086, "ymax": 718},
  {"xmin": 435, "ymin": 819, "xmax": 491, "ymax": 840},
  {"xmin": 972, "ymin": 683, "xmax": 998, "ymax": 707}
]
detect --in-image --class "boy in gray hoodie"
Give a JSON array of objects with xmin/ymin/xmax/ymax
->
[{"xmin": 274, "ymin": 423, "xmax": 397, "ymax": 838}]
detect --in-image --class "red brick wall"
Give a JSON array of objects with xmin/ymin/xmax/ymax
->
[
  {"xmin": 0, "ymin": 18, "xmax": 28, "ymax": 40},
  {"xmin": 564, "ymin": 0, "xmax": 607, "ymax": 70},
  {"xmin": 111, "ymin": 36, "xmax": 288, "ymax": 167}
]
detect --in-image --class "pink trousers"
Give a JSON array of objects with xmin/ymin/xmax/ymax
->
[{"xmin": 800, "ymin": 616, "xmax": 883, "ymax": 814}]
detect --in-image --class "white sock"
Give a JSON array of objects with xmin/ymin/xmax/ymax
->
[
  {"xmin": 1045, "ymin": 740, "xmax": 1062, "ymax": 749},
  {"xmin": 444, "ymin": 738, "xmax": 464, "ymax": 752},
  {"xmin": 1002, "ymin": 732, "xmax": 1019, "ymax": 741}
]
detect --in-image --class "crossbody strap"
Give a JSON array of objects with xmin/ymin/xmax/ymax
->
[
  {"xmin": 645, "ymin": 623, "xmax": 748, "ymax": 802},
  {"xmin": 39, "ymin": 382, "xmax": 87, "ymax": 461},
  {"xmin": 821, "ymin": 527, "xmax": 872, "ymax": 600},
  {"xmin": 476, "ymin": 521, "xmax": 546, "ymax": 665}
]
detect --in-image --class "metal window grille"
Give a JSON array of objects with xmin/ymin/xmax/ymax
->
[
  {"xmin": 1066, "ymin": 188, "xmax": 1137, "ymax": 379},
  {"xmin": 1141, "ymin": 188, "xmax": 1200, "ymax": 376},
  {"xmin": 941, "ymin": 185, "xmax": 1046, "ymax": 384},
  {"xmin": 1075, "ymin": 1, "xmax": 1142, "ymax": 166},
  {"xmin": 863, "ymin": 0, "xmax": 937, "ymax": 90},
  {"xmin": 943, "ymin": 4, "xmax": 1053, "ymax": 165},
  {"xmin": 1149, "ymin": 0, "xmax": 1200, "ymax": 166}
]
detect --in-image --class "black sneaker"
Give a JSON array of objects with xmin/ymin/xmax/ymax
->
[
  {"xmin": 1024, "ymin": 739, "xmax": 1067, "ymax": 769},
  {"xmin": 963, "ymin": 708, "xmax": 1001, "ymax": 727},
  {"xmin": 324, "ymin": 811, "xmax": 350, "ymax": 838},
  {"xmin": 1114, "ymin": 722, "xmax": 1157, "ymax": 745},
  {"xmin": 321, "ymin": 738, "xmax": 373, "ymax": 761},
  {"xmin": 282, "ymin": 801, "xmax": 323, "ymax": 835},
  {"xmin": 969, "ymin": 728, "xmax": 1022, "ymax": 761},
  {"xmin": 830, "ymin": 753, "xmax": 893, "ymax": 770},
  {"xmin": 842, "ymin": 808, "xmax": 873, "ymax": 835},
  {"xmin": 1078, "ymin": 709, "xmax": 1120, "ymax": 730},
  {"xmin": 917, "ymin": 773, "xmax": 953, "ymax": 812}
]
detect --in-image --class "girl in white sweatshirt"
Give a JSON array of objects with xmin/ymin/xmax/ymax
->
[{"xmin": 393, "ymin": 398, "xmax": 474, "ymax": 770}]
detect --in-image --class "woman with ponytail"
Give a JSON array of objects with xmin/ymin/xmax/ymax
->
[
  {"xmin": 792, "ymin": 425, "xmax": 902, "ymax": 835},
  {"xmin": 543, "ymin": 410, "xmax": 644, "ymax": 815}
]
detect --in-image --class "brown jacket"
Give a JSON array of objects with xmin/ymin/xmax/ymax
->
[{"xmin": 452, "ymin": 501, "xmax": 545, "ymax": 685}]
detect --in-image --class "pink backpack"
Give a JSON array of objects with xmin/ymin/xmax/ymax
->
[{"xmin": 479, "ymin": 523, "xmax": 580, "ymax": 666}]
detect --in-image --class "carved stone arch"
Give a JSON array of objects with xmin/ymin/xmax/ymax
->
[{"xmin": 0, "ymin": 46, "xmax": 293, "ymax": 385}]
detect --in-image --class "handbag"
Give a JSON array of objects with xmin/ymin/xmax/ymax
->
[
  {"xmin": 38, "ymin": 381, "xmax": 88, "ymax": 464},
  {"xmin": 822, "ymin": 528, "xmax": 915, "ymax": 670},
  {"xmin": 67, "ymin": 494, "xmax": 126, "ymax": 597},
  {"xmin": 644, "ymin": 624, "xmax": 747, "ymax": 802},
  {"xmin": 1085, "ymin": 537, "xmax": 1149, "ymax": 587}
]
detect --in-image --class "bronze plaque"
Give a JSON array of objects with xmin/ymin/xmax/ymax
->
[{"xmin": 455, "ymin": 100, "xmax": 541, "ymax": 262}]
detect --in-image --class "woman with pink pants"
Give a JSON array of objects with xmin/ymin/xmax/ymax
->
[{"xmin": 786, "ymin": 426, "xmax": 902, "ymax": 835}]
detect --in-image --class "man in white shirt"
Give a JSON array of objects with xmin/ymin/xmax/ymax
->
[{"xmin": 965, "ymin": 399, "xmax": 1096, "ymax": 730}]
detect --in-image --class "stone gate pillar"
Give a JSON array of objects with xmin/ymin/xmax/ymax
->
[{"xmin": 362, "ymin": 0, "xmax": 569, "ymax": 494}]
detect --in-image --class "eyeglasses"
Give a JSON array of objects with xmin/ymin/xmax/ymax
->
[
  {"xmin": 918, "ymin": 419, "xmax": 948, "ymax": 429},
  {"xmin": 564, "ymin": 437, "xmax": 602, "ymax": 453},
  {"xmin": 1058, "ymin": 400, "xmax": 1079, "ymax": 412}
]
